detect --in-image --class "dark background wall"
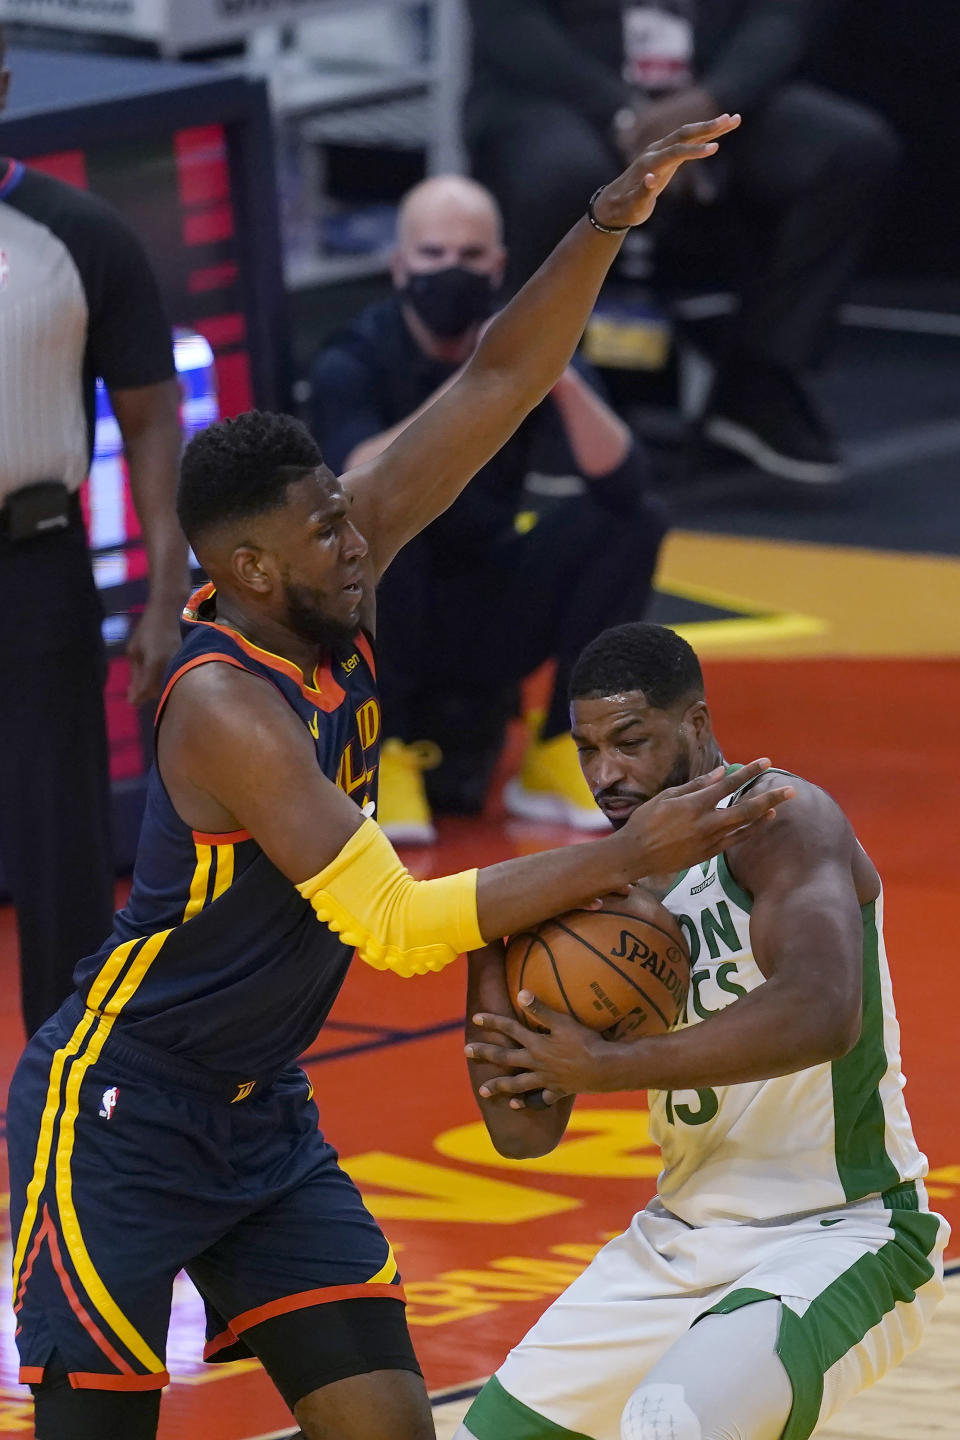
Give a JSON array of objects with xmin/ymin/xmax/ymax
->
[{"xmin": 812, "ymin": 0, "xmax": 958, "ymax": 282}]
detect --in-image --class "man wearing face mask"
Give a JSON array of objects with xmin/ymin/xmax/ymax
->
[{"xmin": 310, "ymin": 175, "xmax": 665, "ymax": 842}]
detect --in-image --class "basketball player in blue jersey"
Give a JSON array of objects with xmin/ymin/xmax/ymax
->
[
  {"xmin": 7, "ymin": 115, "xmax": 796, "ymax": 1440},
  {"xmin": 460, "ymin": 624, "xmax": 947, "ymax": 1440}
]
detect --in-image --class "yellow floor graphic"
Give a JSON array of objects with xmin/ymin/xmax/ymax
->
[{"xmin": 659, "ymin": 531, "xmax": 960, "ymax": 659}]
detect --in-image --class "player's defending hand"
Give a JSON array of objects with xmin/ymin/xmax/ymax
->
[
  {"xmin": 620, "ymin": 760, "xmax": 795, "ymax": 878},
  {"xmin": 592, "ymin": 113, "xmax": 740, "ymax": 230}
]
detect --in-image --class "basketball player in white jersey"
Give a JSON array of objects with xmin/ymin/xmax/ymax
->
[{"xmin": 458, "ymin": 622, "xmax": 948, "ymax": 1440}]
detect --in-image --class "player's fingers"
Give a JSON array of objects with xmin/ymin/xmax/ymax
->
[
  {"xmin": 645, "ymin": 141, "xmax": 719, "ymax": 169},
  {"xmin": 513, "ymin": 1089, "xmax": 549, "ymax": 1110},
  {"xmin": 517, "ymin": 991, "xmax": 566, "ymax": 1029},
  {"xmin": 697, "ymin": 758, "xmax": 773, "ymax": 805},
  {"xmin": 538, "ymin": 1089, "xmax": 570, "ymax": 1108},
  {"xmin": 471, "ymin": 1011, "xmax": 530, "ymax": 1042},
  {"xmin": 717, "ymin": 783, "xmax": 795, "ymax": 830},
  {"xmin": 647, "ymin": 114, "xmax": 740, "ymax": 151},
  {"xmin": 464, "ymin": 1041, "xmax": 533, "ymax": 1069},
  {"xmin": 478, "ymin": 1071, "xmax": 545, "ymax": 1099},
  {"xmin": 658, "ymin": 765, "xmax": 726, "ymax": 801}
]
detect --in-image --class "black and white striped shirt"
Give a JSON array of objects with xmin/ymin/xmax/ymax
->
[{"xmin": 0, "ymin": 159, "xmax": 174, "ymax": 502}]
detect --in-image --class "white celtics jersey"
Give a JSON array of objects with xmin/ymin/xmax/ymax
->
[{"xmin": 651, "ymin": 796, "xmax": 927, "ymax": 1226}]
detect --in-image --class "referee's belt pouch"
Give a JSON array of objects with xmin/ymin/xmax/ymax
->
[{"xmin": 3, "ymin": 480, "xmax": 72, "ymax": 541}]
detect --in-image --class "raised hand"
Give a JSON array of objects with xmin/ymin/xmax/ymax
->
[
  {"xmin": 593, "ymin": 113, "xmax": 740, "ymax": 230},
  {"xmin": 620, "ymin": 760, "xmax": 795, "ymax": 880}
]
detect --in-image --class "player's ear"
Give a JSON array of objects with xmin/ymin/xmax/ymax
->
[
  {"xmin": 686, "ymin": 699, "xmax": 711, "ymax": 741},
  {"xmin": 232, "ymin": 545, "xmax": 272, "ymax": 595}
]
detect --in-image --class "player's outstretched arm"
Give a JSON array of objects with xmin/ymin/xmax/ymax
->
[
  {"xmin": 465, "ymin": 945, "xmax": 574, "ymax": 1158},
  {"xmin": 470, "ymin": 781, "xmax": 871, "ymax": 1105},
  {"xmin": 161, "ymin": 666, "xmax": 791, "ymax": 977},
  {"xmin": 343, "ymin": 113, "xmax": 740, "ymax": 577}
]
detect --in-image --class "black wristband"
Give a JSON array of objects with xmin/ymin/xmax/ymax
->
[{"xmin": 587, "ymin": 186, "xmax": 630, "ymax": 235}]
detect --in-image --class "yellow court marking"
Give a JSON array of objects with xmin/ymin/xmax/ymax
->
[
  {"xmin": 657, "ymin": 532, "xmax": 960, "ymax": 659},
  {"xmin": 656, "ymin": 574, "xmax": 826, "ymax": 652}
]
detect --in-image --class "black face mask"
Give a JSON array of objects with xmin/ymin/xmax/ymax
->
[{"xmin": 401, "ymin": 266, "xmax": 495, "ymax": 339}]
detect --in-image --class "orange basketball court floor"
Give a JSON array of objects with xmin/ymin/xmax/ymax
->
[{"xmin": 0, "ymin": 527, "xmax": 957, "ymax": 1437}]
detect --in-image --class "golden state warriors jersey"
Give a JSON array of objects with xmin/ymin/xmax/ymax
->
[
  {"xmin": 72, "ymin": 583, "xmax": 382, "ymax": 1078},
  {"xmin": 650, "ymin": 773, "xmax": 927, "ymax": 1225}
]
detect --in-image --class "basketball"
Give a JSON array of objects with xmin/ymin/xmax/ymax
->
[{"xmin": 505, "ymin": 889, "xmax": 691, "ymax": 1041}]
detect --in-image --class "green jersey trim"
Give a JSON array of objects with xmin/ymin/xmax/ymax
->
[
  {"xmin": 701, "ymin": 1209, "xmax": 940, "ymax": 1440},
  {"xmin": 700, "ymin": 1286, "xmax": 775, "ymax": 1318},
  {"xmin": 831, "ymin": 900, "xmax": 900, "ymax": 1200},
  {"xmin": 717, "ymin": 852, "xmax": 753, "ymax": 912},
  {"xmin": 464, "ymin": 1375, "xmax": 594, "ymax": 1440},
  {"xmin": 774, "ymin": 1209, "xmax": 941, "ymax": 1440},
  {"xmin": 713, "ymin": 765, "xmax": 796, "ymax": 913},
  {"xmin": 661, "ymin": 866, "xmax": 691, "ymax": 900}
]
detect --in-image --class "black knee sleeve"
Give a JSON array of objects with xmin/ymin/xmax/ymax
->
[
  {"xmin": 32, "ymin": 1355, "xmax": 162, "ymax": 1440},
  {"xmin": 246, "ymin": 1296, "xmax": 421, "ymax": 1412}
]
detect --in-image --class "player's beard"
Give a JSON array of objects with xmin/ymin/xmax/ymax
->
[
  {"xmin": 282, "ymin": 578, "xmax": 360, "ymax": 651},
  {"xmin": 659, "ymin": 750, "xmax": 693, "ymax": 793}
]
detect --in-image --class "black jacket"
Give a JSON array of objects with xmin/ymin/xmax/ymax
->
[
  {"xmin": 310, "ymin": 297, "xmax": 646, "ymax": 559},
  {"xmin": 467, "ymin": 0, "xmax": 831, "ymax": 135}
]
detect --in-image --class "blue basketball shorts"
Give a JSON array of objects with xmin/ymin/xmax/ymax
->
[{"xmin": 8, "ymin": 995, "xmax": 413, "ymax": 1400}]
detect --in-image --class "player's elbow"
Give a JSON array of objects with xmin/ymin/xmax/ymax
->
[
  {"xmin": 815, "ymin": 997, "xmax": 862, "ymax": 1060},
  {"xmin": 479, "ymin": 1105, "xmax": 565, "ymax": 1160},
  {"xmin": 489, "ymin": 1127, "xmax": 561, "ymax": 1161},
  {"xmin": 296, "ymin": 820, "xmax": 484, "ymax": 978}
]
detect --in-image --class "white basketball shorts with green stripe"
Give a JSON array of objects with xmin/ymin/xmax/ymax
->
[{"xmin": 463, "ymin": 1182, "xmax": 948, "ymax": 1440}]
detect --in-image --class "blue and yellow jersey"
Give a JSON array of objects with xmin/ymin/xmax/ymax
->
[{"xmin": 72, "ymin": 582, "xmax": 382, "ymax": 1079}]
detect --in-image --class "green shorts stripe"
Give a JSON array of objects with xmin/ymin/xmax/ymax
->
[
  {"xmin": 465, "ymin": 1374, "xmax": 594, "ymax": 1440},
  {"xmin": 708, "ymin": 1209, "xmax": 941, "ymax": 1440}
]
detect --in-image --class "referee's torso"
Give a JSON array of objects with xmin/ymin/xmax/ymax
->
[{"xmin": 0, "ymin": 158, "xmax": 174, "ymax": 501}]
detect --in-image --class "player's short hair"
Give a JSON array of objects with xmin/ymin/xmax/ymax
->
[
  {"xmin": 570, "ymin": 623, "xmax": 704, "ymax": 710},
  {"xmin": 177, "ymin": 411, "xmax": 325, "ymax": 548}
]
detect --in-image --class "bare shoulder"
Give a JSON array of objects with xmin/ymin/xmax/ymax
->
[
  {"xmin": 162, "ymin": 658, "xmax": 291, "ymax": 731},
  {"xmin": 160, "ymin": 660, "xmax": 311, "ymax": 775},
  {"xmin": 737, "ymin": 770, "xmax": 849, "ymax": 830},
  {"xmin": 726, "ymin": 770, "xmax": 880, "ymax": 902},
  {"xmin": 156, "ymin": 654, "xmax": 353, "ymax": 857}
]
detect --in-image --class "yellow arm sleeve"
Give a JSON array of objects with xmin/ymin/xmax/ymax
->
[{"xmin": 295, "ymin": 818, "xmax": 485, "ymax": 977}]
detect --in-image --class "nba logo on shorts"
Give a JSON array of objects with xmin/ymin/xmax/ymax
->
[{"xmin": 99, "ymin": 1086, "xmax": 119, "ymax": 1120}]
